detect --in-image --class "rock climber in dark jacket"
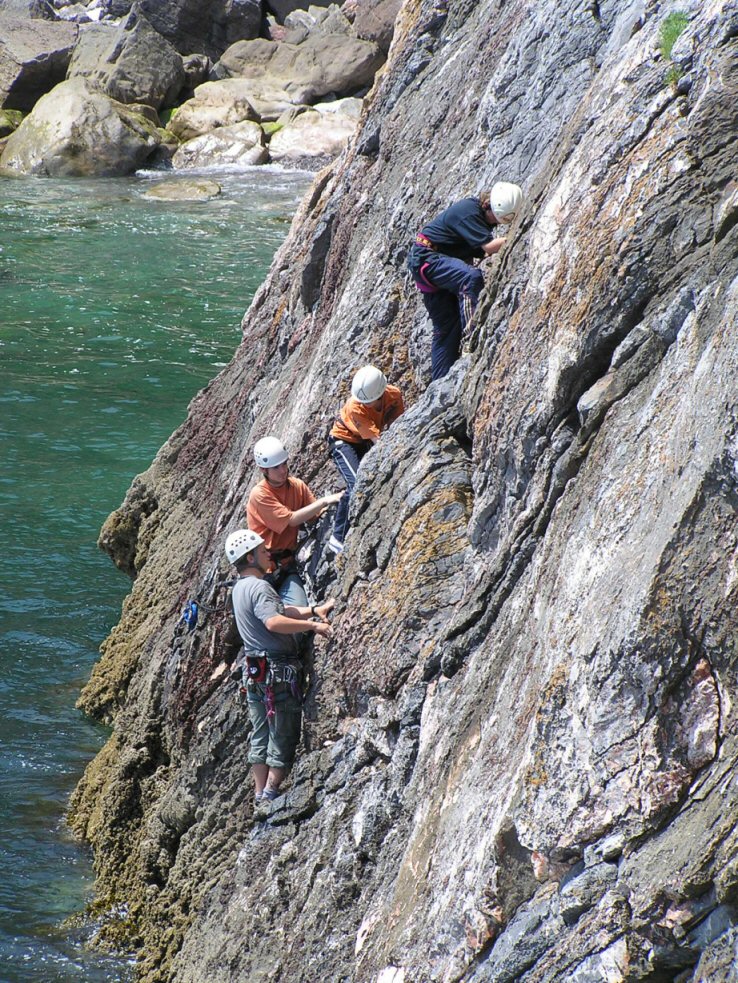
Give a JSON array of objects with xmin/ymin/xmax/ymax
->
[{"xmin": 408, "ymin": 182, "xmax": 523, "ymax": 381}]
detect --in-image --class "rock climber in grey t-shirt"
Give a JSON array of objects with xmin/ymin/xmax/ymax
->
[{"xmin": 224, "ymin": 528, "xmax": 334, "ymax": 809}]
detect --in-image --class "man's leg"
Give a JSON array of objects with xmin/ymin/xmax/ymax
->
[
  {"xmin": 330, "ymin": 440, "xmax": 362, "ymax": 545},
  {"xmin": 424, "ymin": 290, "xmax": 463, "ymax": 380},
  {"xmin": 264, "ymin": 684, "xmax": 302, "ymax": 797},
  {"xmin": 279, "ymin": 572, "xmax": 308, "ymax": 608},
  {"xmin": 247, "ymin": 686, "xmax": 270, "ymax": 797},
  {"xmin": 422, "ymin": 254, "xmax": 484, "ymax": 379}
]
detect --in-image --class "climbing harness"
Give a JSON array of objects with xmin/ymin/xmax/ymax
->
[
  {"xmin": 237, "ymin": 650, "xmax": 304, "ymax": 715},
  {"xmin": 415, "ymin": 232, "xmax": 435, "ymax": 250}
]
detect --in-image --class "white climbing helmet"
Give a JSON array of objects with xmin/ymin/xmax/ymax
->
[
  {"xmin": 225, "ymin": 529, "xmax": 264, "ymax": 565},
  {"xmin": 351, "ymin": 365, "xmax": 387, "ymax": 404},
  {"xmin": 253, "ymin": 436, "xmax": 288, "ymax": 468},
  {"xmin": 489, "ymin": 181, "xmax": 523, "ymax": 222}
]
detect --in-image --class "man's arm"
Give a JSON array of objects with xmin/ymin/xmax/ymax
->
[
  {"xmin": 287, "ymin": 494, "xmax": 343, "ymax": 527},
  {"xmin": 267, "ymin": 597, "xmax": 335, "ymax": 636},
  {"xmin": 265, "ymin": 613, "xmax": 332, "ymax": 637},
  {"xmin": 482, "ymin": 237, "xmax": 507, "ymax": 256}
]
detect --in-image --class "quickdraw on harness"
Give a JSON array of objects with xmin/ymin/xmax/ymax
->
[{"xmin": 265, "ymin": 663, "xmax": 303, "ymax": 717}]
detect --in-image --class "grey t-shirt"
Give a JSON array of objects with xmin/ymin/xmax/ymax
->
[{"xmin": 231, "ymin": 575, "xmax": 298, "ymax": 658}]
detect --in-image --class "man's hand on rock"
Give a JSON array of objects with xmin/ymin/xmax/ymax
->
[
  {"xmin": 312, "ymin": 620, "xmax": 333, "ymax": 638},
  {"xmin": 315, "ymin": 598, "xmax": 335, "ymax": 623},
  {"xmin": 322, "ymin": 492, "xmax": 344, "ymax": 508}
]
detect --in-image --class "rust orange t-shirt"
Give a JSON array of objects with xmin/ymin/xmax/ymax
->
[
  {"xmin": 246, "ymin": 476, "xmax": 316, "ymax": 552},
  {"xmin": 330, "ymin": 385, "xmax": 404, "ymax": 444}
]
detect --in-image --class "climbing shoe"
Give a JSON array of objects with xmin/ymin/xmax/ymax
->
[{"xmin": 327, "ymin": 535, "xmax": 344, "ymax": 555}]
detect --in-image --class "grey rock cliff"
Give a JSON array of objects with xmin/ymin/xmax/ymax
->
[{"xmin": 70, "ymin": 0, "xmax": 738, "ymax": 981}]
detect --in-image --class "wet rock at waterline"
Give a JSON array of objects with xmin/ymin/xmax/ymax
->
[
  {"xmin": 171, "ymin": 119, "xmax": 267, "ymax": 168},
  {"xmin": 141, "ymin": 178, "xmax": 222, "ymax": 201},
  {"xmin": 0, "ymin": 76, "xmax": 161, "ymax": 175}
]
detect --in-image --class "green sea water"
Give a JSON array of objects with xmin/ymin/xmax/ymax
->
[{"xmin": 0, "ymin": 168, "xmax": 311, "ymax": 981}]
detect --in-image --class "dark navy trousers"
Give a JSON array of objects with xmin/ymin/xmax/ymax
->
[
  {"xmin": 329, "ymin": 438, "xmax": 368, "ymax": 544},
  {"xmin": 410, "ymin": 249, "xmax": 484, "ymax": 380}
]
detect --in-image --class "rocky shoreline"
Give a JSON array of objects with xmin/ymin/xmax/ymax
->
[
  {"xmin": 0, "ymin": 0, "xmax": 398, "ymax": 175},
  {"xmin": 21, "ymin": 0, "xmax": 738, "ymax": 979}
]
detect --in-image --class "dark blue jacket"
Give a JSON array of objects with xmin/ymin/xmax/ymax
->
[{"xmin": 419, "ymin": 198, "xmax": 496, "ymax": 260}]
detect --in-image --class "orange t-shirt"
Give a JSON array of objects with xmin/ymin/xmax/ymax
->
[
  {"xmin": 330, "ymin": 385, "xmax": 404, "ymax": 444},
  {"xmin": 246, "ymin": 476, "xmax": 316, "ymax": 552}
]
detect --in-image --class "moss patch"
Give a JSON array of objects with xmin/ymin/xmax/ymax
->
[{"xmin": 659, "ymin": 11, "xmax": 689, "ymax": 86}]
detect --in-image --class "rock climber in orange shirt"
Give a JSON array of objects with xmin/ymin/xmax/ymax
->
[
  {"xmin": 327, "ymin": 365, "xmax": 404, "ymax": 554},
  {"xmin": 247, "ymin": 436, "xmax": 343, "ymax": 606}
]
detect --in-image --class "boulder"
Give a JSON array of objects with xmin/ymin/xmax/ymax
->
[
  {"xmin": 0, "ymin": 75, "xmax": 162, "ymax": 175},
  {"xmin": 213, "ymin": 34, "xmax": 384, "ymax": 104},
  {"xmin": 2, "ymin": 0, "xmax": 56, "ymax": 17},
  {"xmin": 265, "ymin": 0, "xmax": 332, "ymax": 23},
  {"xmin": 55, "ymin": 2, "xmax": 95, "ymax": 21},
  {"xmin": 0, "ymin": 108, "xmax": 24, "ymax": 137},
  {"xmin": 267, "ymin": 95, "xmax": 361, "ymax": 162},
  {"xmin": 181, "ymin": 53, "xmax": 210, "ymax": 93},
  {"xmin": 0, "ymin": 14, "xmax": 77, "ymax": 111},
  {"xmin": 67, "ymin": 10, "xmax": 185, "ymax": 110},
  {"xmin": 281, "ymin": 4, "xmax": 353, "ymax": 44},
  {"xmin": 94, "ymin": 0, "xmax": 262, "ymax": 60},
  {"xmin": 168, "ymin": 78, "xmax": 259, "ymax": 142},
  {"xmin": 343, "ymin": 0, "xmax": 401, "ymax": 54},
  {"xmin": 142, "ymin": 178, "xmax": 222, "ymax": 201},
  {"xmin": 171, "ymin": 118, "xmax": 267, "ymax": 168}
]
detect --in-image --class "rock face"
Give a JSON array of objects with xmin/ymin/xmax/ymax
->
[
  {"xmin": 67, "ymin": 10, "xmax": 186, "ymax": 110},
  {"xmin": 343, "ymin": 0, "xmax": 401, "ymax": 54},
  {"xmin": 0, "ymin": 13, "xmax": 77, "ymax": 111},
  {"xmin": 0, "ymin": 75, "xmax": 161, "ymax": 174},
  {"xmin": 70, "ymin": 1, "xmax": 738, "ymax": 982}
]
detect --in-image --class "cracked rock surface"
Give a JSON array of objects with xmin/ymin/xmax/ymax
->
[{"xmin": 69, "ymin": 0, "xmax": 738, "ymax": 980}]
